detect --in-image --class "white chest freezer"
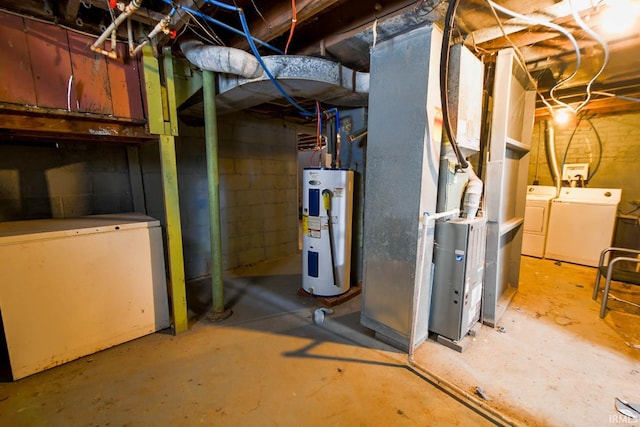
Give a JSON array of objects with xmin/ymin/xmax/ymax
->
[{"xmin": 0, "ymin": 213, "xmax": 170, "ymax": 380}]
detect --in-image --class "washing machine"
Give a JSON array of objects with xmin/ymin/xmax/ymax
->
[
  {"xmin": 544, "ymin": 188, "xmax": 622, "ymax": 267},
  {"xmin": 522, "ymin": 185, "xmax": 557, "ymax": 258}
]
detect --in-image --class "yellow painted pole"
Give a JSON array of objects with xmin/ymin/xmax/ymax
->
[
  {"xmin": 159, "ymin": 134, "xmax": 189, "ymax": 333},
  {"xmin": 141, "ymin": 46, "xmax": 189, "ymax": 333}
]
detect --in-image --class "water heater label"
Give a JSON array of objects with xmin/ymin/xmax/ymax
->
[{"xmin": 308, "ymin": 216, "xmax": 321, "ymax": 238}]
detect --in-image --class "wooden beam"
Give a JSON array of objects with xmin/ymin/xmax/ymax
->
[
  {"xmin": 62, "ymin": 0, "xmax": 81, "ymax": 21},
  {"xmin": 535, "ymin": 97, "xmax": 640, "ymax": 119},
  {"xmin": 233, "ymin": 0, "xmax": 342, "ymax": 49},
  {"xmin": 0, "ymin": 109, "xmax": 152, "ymax": 143},
  {"xmin": 469, "ymin": 0, "xmax": 593, "ymax": 45}
]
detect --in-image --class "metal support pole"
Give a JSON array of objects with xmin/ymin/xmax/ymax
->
[{"xmin": 203, "ymin": 70, "xmax": 232, "ymax": 321}]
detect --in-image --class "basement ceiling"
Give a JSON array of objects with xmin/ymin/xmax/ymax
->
[{"xmin": 2, "ymin": 0, "xmax": 640, "ymax": 118}]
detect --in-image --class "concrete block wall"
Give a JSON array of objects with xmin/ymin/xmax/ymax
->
[
  {"xmin": 0, "ymin": 141, "xmax": 132, "ymax": 221},
  {"xmin": 140, "ymin": 111, "xmax": 299, "ymax": 280},
  {"xmin": 218, "ymin": 113, "xmax": 300, "ymax": 270},
  {"xmin": 529, "ymin": 112, "xmax": 640, "ymax": 211}
]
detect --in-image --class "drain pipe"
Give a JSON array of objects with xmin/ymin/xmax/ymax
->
[
  {"xmin": 203, "ymin": 69, "xmax": 232, "ymax": 322},
  {"xmin": 462, "ymin": 163, "xmax": 483, "ymax": 219},
  {"xmin": 544, "ymin": 120, "xmax": 562, "ymax": 196},
  {"xmin": 91, "ymin": 0, "xmax": 143, "ymax": 59},
  {"xmin": 180, "ymin": 39, "xmax": 263, "ymax": 79}
]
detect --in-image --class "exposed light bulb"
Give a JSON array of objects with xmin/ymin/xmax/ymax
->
[
  {"xmin": 554, "ymin": 108, "xmax": 573, "ymax": 125},
  {"xmin": 599, "ymin": 0, "xmax": 640, "ymax": 35}
]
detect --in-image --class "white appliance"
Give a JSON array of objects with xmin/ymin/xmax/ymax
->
[
  {"xmin": 302, "ymin": 168, "xmax": 354, "ymax": 296},
  {"xmin": 0, "ymin": 213, "xmax": 169, "ymax": 380},
  {"xmin": 544, "ymin": 188, "xmax": 621, "ymax": 267},
  {"xmin": 522, "ymin": 185, "xmax": 557, "ymax": 258}
]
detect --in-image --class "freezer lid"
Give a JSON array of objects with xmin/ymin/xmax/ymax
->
[{"xmin": 0, "ymin": 213, "xmax": 161, "ymax": 244}]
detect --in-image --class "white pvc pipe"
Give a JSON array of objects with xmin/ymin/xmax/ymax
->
[{"xmin": 462, "ymin": 163, "xmax": 483, "ymax": 219}]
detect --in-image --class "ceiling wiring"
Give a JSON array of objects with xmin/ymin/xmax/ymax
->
[
  {"xmin": 487, "ymin": 0, "xmax": 583, "ymax": 112},
  {"xmin": 174, "ymin": 16, "xmax": 191, "ymax": 39},
  {"xmin": 568, "ymin": 0, "xmax": 610, "ymax": 112},
  {"xmin": 189, "ymin": 23, "xmax": 221, "ymax": 45},
  {"xmin": 161, "ymin": 0, "xmax": 284, "ymax": 53},
  {"xmin": 249, "ymin": 0, "xmax": 271, "ymax": 28},
  {"xmin": 484, "ymin": 0, "xmax": 572, "ymax": 117},
  {"xmin": 284, "ymin": 0, "xmax": 298, "ymax": 54},
  {"xmin": 105, "ymin": 0, "xmax": 117, "ymax": 25},
  {"xmin": 592, "ymin": 91, "xmax": 640, "ymax": 103},
  {"xmin": 184, "ymin": 8, "xmax": 225, "ymax": 45}
]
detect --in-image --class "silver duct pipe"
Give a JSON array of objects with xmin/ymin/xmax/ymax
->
[
  {"xmin": 180, "ymin": 40, "xmax": 263, "ymax": 79},
  {"xmin": 544, "ymin": 120, "xmax": 562, "ymax": 196}
]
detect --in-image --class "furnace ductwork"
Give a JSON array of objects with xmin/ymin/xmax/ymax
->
[
  {"xmin": 544, "ymin": 120, "xmax": 562, "ymax": 197},
  {"xmin": 180, "ymin": 39, "xmax": 263, "ymax": 79}
]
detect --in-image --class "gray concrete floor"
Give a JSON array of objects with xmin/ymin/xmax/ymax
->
[
  {"xmin": 0, "ymin": 254, "xmax": 638, "ymax": 426},
  {"xmin": 413, "ymin": 256, "xmax": 640, "ymax": 426}
]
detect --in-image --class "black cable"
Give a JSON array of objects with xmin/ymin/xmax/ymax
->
[
  {"xmin": 477, "ymin": 60, "xmax": 495, "ymax": 180},
  {"xmin": 560, "ymin": 116, "xmax": 603, "ymax": 184},
  {"xmin": 560, "ymin": 117, "xmax": 582, "ymax": 182},
  {"xmin": 440, "ymin": 0, "xmax": 468, "ymax": 170},
  {"xmin": 585, "ymin": 117, "xmax": 603, "ymax": 181}
]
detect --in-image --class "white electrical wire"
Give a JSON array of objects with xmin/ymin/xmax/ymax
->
[
  {"xmin": 67, "ymin": 75, "xmax": 73, "ymax": 111},
  {"xmin": 568, "ymin": 0, "xmax": 610, "ymax": 112},
  {"xmin": 608, "ymin": 292, "xmax": 640, "ymax": 310},
  {"xmin": 372, "ymin": 18, "xmax": 378, "ymax": 49},
  {"xmin": 484, "ymin": 0, "xmax": 555, "ymax": 115},
  {"xmin": 593, "ymin": 91, "xmax": 640, "ymax": 102},
  {"xmin": 183, "ymin": 8, "xmax": 225, "ymax": 46},
  {"xmin": 487, "ymin": 0, "xmax": 583, "ymax": 112}
]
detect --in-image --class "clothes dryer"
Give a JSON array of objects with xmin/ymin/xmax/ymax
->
[{"xmin": 522, "ymin": 185, "xmax": 557, "ymax": 258}]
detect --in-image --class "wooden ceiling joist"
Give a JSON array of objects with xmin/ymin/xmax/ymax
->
[{"xmin": 232, "ymin": 0, "xmax": 342, "ymax": 49}]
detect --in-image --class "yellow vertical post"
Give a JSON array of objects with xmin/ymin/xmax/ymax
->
[
  {"xmin": 158, "ymin": 134, "xmax": 188, "ymax": 333},
  {"xmin": 141, "ymin": 46, "xmax": 189, "ymax": 333}
]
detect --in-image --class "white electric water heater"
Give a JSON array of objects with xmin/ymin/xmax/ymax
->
[{"xmin": 302, "ymin": 168, "xmax": 354, "ymax": 296}]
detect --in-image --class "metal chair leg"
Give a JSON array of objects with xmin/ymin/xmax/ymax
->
[
  {"xmin": 593, "ymin": 269, "xmax": 602, "ymax": 300},
  {"xmin": 600, "ymin": 272, "xmax": 612, "ymax": 318}
]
